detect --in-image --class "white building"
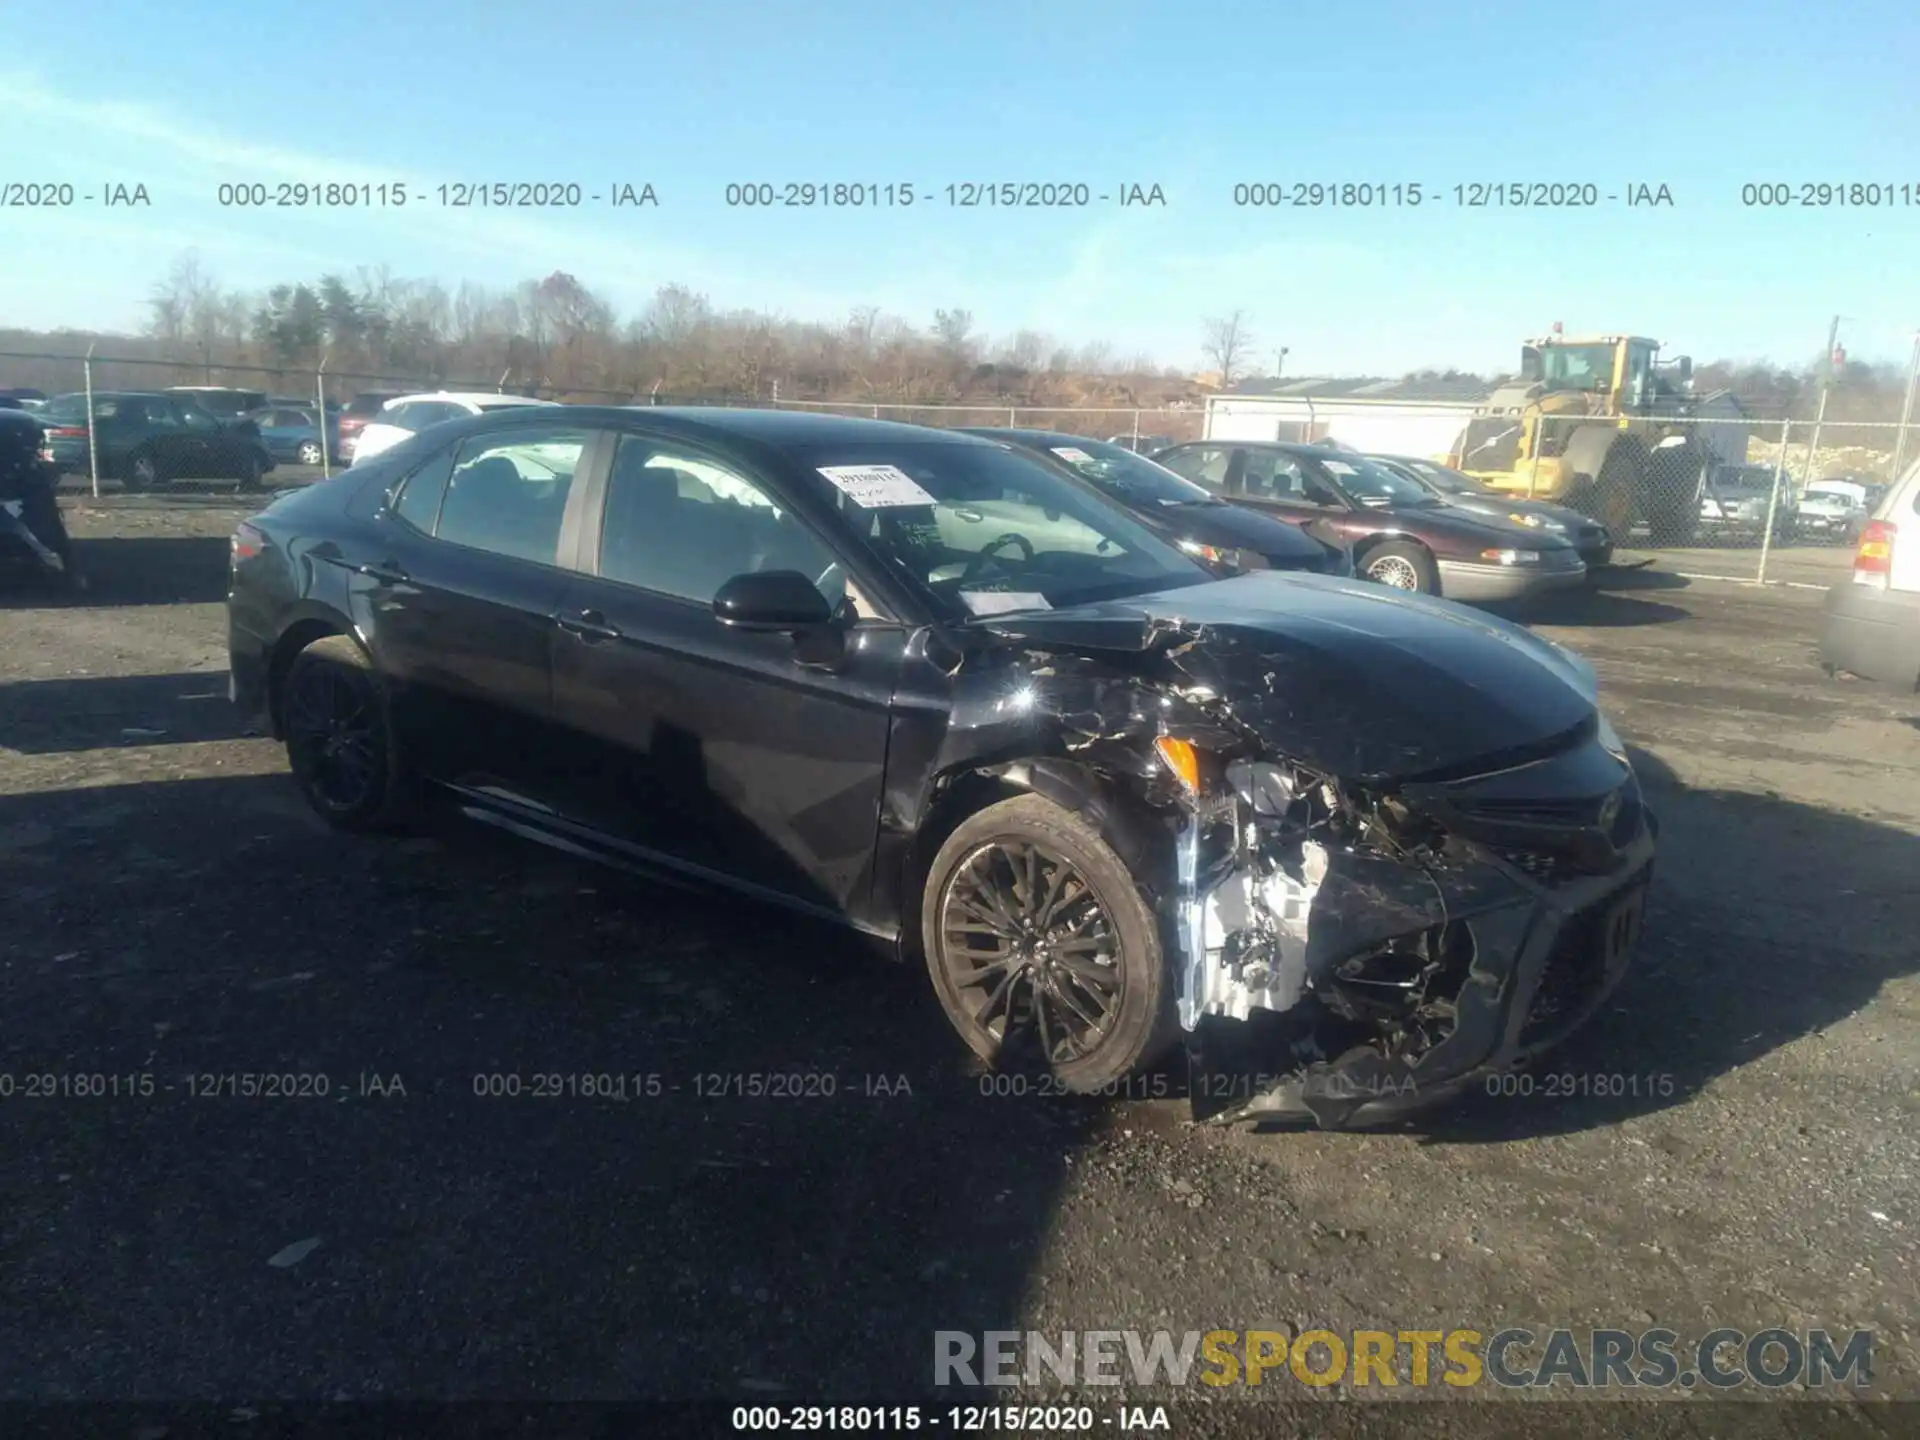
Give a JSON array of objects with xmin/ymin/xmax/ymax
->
[
  {"xmin": 1203, "ymin": 377, "xmax": 1486, "ymax": 460},
  {"xmin": 1205, "ymin": 376, "xmax": 1753, "ymax": 468}
]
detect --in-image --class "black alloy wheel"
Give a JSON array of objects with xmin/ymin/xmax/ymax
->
[
  {"xmin": 280, "ymin": 635, "xmax": 414, "ymax": 831},
  {"xmin": 922, "ymin": 794, "xmax": 1176, "ymax": 1092}
]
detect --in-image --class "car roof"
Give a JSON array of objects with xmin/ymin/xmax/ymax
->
[
  {"xmin": 960, "ymin": 427, "xmax": 1115, "ymax": 448},
  {"xmin": 168, "ymin": 385, "xmax": 264, "ymax": 391},
  {"xmin": 385, "ymin": 391, "xmax": 557, "ymax": 407},
  {"xmin": 392, "ymin": 403, "xmax": 998, "ymax": 450}
]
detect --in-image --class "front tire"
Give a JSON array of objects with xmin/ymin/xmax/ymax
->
[
  {"xmin": 280, "ymin": 634, "xmax": 416, "ymax": 832},
  {"xmin": 1360, "ymin": 539, "xmax": 1438, "ymax": 594},
  {"xmin": 296, "ymin": 440, "xmax": 323, "ymax": 466},
  {"xmin": 921, "ymin": 794, "xmax": 1177, "ymax": 1093}
]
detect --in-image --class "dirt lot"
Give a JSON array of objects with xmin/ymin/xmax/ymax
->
[{"xmin": 3, "ymin": 488, "xmax": 1917, "ymax": 1430}]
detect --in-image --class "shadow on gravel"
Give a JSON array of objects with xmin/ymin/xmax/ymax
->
[
  {"xmin": 57, "ymin": 535, "xmax": 231, "ymax": 607},
  {"xmin": 0, "ymin": 771, "xmax": 1089, "ymax": 1400},
  {"xmin": 1416, "ymin": 743, "xmax": 1920, "ymax": 1144},
  {"xmin": 1518, "ymin": 589, "xmax": 1691, "ymax": 629},
  {"xmin": 0, "ymin": 670, "xmax": 244, "ymax": 752}
]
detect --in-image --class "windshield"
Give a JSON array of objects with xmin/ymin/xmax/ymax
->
[
  {"xmin": 1021, "ymin": 435, "xmax": 1216, "ymax": 507},
  {"xmin": 790, "ymin": 440, "xmax": 1212, "ymax": 619},
  {"xmin": 1306, "ymin": 452, "xmax": 1438, "ymax": 508},
  {"xmin": 1538, "ymin": 344, "xmax": 1617, "ymax": 393},
  {"xmin": 44, "ymin": 394, "xmax": 90, "ymax": 422},
  {"xmin": 1397, "ymin": 457, "xmax": 1488, "ymax": 495}
]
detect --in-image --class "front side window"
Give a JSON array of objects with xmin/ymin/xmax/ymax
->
[
  {"xmin": 176, "ymin": 403, "xmax": 220, "ymax": 432},
  {"xmin": 597, "ymin": 438, "xmax": 840, "ymax": 606},
  {"xmin": 1539, "ymin": 345, "xmax": 1617, "ymax": 393},
  {"xmin": 432, "ymin": 427, "xmax": 588, "ymax": 564},
  {"xmin": 1238, "ymin": 449, "xmax": 1308, "ymax": 501},
  {"xmin": 789, "ymin": 439, "xmax": 1208, "ymax": 619}
]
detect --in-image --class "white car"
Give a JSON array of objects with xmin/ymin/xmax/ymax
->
[
  {"xmin": 348, "ymin": 392, "xmax": 557, "ymax": 464},
  {"xmin": 1797, "ymin": 482, "xmax": 1870, "ymax": 544}
]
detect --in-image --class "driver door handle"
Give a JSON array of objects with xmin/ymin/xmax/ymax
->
[
  {"xmin": 553, "ymin": 608, "xmax": 623, "ymax": 642},
  {"xmin": 355, "ymin": 559, "xmax": 410, "ymax": 584}
]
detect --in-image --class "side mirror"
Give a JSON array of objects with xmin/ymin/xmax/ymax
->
[{"xmin": 712, "ymin": 569, "xmax": 833, "ymax": 632}]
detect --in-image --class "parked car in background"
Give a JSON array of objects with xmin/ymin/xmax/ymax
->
[
  {"xmin": 335, "ymin": 391, "xmax": 408, "ymax": 460},
  {"xmin": 246, "ymin": 405, "xmax": 341, "ymax": 467},
  {"xmin": 1154, "ymin": 440, "xmax": 1585, "ymax": 603},
  {"xmin": 1, "ymin": 388, "xmax": 48, "ymax": 410},
  {"xmin": 1107, "ymin": 434, "xmax": 1175, "ymax": 454},
  {"xmin": 39, "ymin": 391, "xmax": 274, "ymax": 490},
  {"xmin": 1365, "ymin": 452, "xmax": 1614, "ymax": 572},
  {"xmin": 348, "ymin": 392, "xmax": 557, "ymax": 464},
  {"xmin": 166, "ymin": 386, "xmax": 270, "ymax": 426},
  {"xmin": 1821, "ymin": 461, "xmax": 1920, "ymax": 689},
  {"xmin": 1698, "ymin": 465, "xmax": 1797, "ymax": 542},
  {"xmin": 228, "ymin": 406, "xmax": 1653, "ymax": 1125},
  {"xmin": 1798, "ymin": 480, "xmax": 1870, "ymax": 544},
  {"xmin": 958, "ymin": 428, "xmax": 1352, "ymax": 577}
]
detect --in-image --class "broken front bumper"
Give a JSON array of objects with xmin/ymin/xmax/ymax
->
[{"xmin": 1171, "ymin": 755, "xmax": 1657, "ymax": 1129}]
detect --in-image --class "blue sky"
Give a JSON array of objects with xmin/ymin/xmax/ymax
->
[{"xmin": 3, "ymin": 0, "xmax": 1917, "ymax": 375}]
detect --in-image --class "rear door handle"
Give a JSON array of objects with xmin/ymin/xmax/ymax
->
[
  {"xmin": 355, "ymin": 559, "xmax": 410, "ymax": 583},
  {"xmin": 553, "ymin": 608, "xmax": 623, "ymax": 642}
]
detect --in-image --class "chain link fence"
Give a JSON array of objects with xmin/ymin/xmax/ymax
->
[{"xmin": 6, "ymin": 345, "xmax": 1906, "ymax": 587}]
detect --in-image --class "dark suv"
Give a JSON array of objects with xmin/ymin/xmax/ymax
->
[{"xmin": 39, "ymin": 392, "xmax": 275, "ymax": 491}]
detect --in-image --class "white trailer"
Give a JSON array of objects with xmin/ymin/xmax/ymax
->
[{"xmin": 1204, "ymin": 392, "xmax": 1479, "ymax": 461}]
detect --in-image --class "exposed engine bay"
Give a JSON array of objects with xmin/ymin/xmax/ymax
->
[{"xmin": 936, "ymin": 572, "xmax": 1657, "ymax": 1129}]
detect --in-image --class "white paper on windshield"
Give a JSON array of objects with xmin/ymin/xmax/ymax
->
[
  {"xmin": 816, "ymin": 464, "xmax": 937, "ymax": 508},
  {"xmin": 1322, "ymin": 459, "xmax": 1358, "ymax": 474},
  {"xmin": 961, "ymin": 591, "xmax": 1052, "ymax": 616},
  {"xmin": 1050, "ymin": 446, "xmax": 1096, "ymax": 466}
]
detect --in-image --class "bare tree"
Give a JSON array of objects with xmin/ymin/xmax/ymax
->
[{"xmin": 1201, "ymin": 310, "xmax": 1255, "ymax": 387}]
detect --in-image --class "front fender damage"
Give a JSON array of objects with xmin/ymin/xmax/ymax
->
[{"xmin": 922, "ymin": 601, "xmax": 1651, "ymax": 1130}]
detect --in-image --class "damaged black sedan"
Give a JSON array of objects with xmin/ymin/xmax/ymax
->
[{"xmin": 227, "ymin": 408, "xmax": 1654, "ymax": 1128}]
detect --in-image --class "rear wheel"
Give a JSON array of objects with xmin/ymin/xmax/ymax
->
[
  {"xmin": 124, "ymin": 450, "xmax": 161, "ymax": 493},
  {"xmin": 296, "ymin": 440, "xmax": 323, "ymax": 466},
  {"xmin": 1645, "ymin": 451, "xmax": 1706, "ymax": 547},
  {"xmin": 1591, "ymin": 446, "xmax": 1643, "ymax": 540},
  {"xmin": 922, "ymin": 794, "xmax": 1177, "ymax": 1093},
  {"xmin": 1360, "ymin": 540, "xmax": 1437, "ymax": 594},
  {"xmin": 280, "ymin": 635, "xmax": 416, "ymax": 832}
]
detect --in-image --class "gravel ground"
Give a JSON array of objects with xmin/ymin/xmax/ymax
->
[{"xmin": 3, "ymin": 490, "xmax": 1916, "ymax": 1432}]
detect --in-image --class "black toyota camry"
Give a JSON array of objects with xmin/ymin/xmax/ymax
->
[
  {"xmin": 958, "ymin": 428, "xmax": 1352, "ymax": 578},
  {"xmin": 227, "ymin": 408, "xmax": 1655, "ymax": 1127}
]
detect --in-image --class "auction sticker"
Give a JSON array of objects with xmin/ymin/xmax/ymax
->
[
  {"xmin": 1050, "ymin": 446, "xmax": 1096, "ymax": 466},
  {"xmin": 816, "ymin": 464, "xmax": 937, "ymax": 508}
]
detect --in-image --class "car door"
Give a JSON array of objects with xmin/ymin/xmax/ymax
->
[
  {"xmin": 129, "ymin": 398, "xmax": 201, "ymax": 478},
  {"xmin": 357, "ymin": 420, "xmax": 606, "ymax": 800},
  {"xmin": 173, "ymin": 399, "xmax": 239, "ymax": 476},
  {"xmin": 543, "ymin": 431, "xmax": 903, "ymax": 923}
]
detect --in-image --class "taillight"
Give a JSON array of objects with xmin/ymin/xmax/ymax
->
[
  {"xmin": 231, "ymin": 522, "xmax": 266, "ymax": 562},
  {"xmin": 46, "ymin": 424, "xmax": 87, "ymax": 438},
  {"xmin": 1852, "ymin": 520, "xmax": 1895, "ymax": 586}
]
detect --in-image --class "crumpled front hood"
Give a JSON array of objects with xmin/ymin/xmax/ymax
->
[{"xmin": 982, "ymin": 570, "xmax": 1597, "ymax": 781}]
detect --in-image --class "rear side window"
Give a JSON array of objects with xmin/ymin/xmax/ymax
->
[{"xmin": 432, "ymin": 426, "xmax": 590, "ymax": 565}]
